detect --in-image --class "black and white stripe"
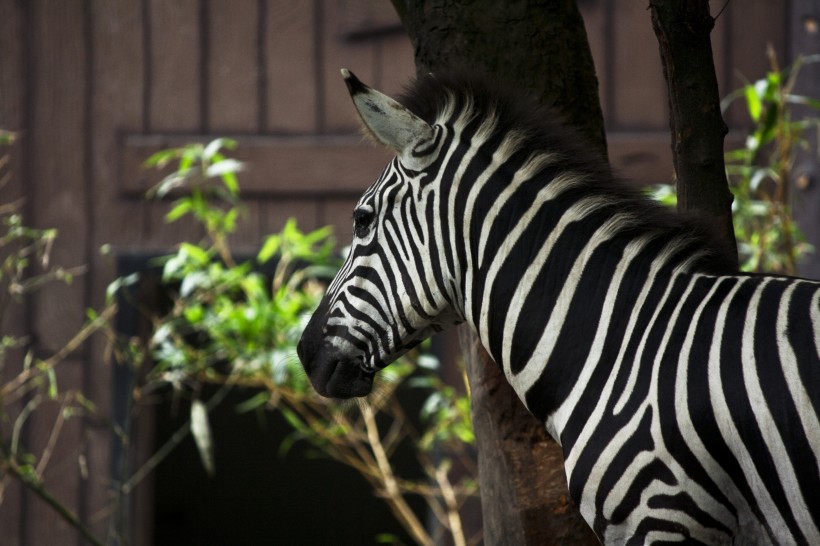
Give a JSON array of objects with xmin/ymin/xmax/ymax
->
[{"xmin": 298, "ymin": 71, "xmax": 820, "ymax": 544}]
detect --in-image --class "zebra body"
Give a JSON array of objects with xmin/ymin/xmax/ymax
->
[{"xmin": 297, "ymin": 70, "xmax": 820, "ymax": 545}]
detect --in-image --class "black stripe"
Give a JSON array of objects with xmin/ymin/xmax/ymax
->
[
  {"xmin": 524, "ymin": 234, "xmax": 628, "ymax": 420},
  {"xmin": 656, "ymin": 274, "xmax": 738, "ymax": 524},
  {"xmin": 647, "ymin": 492, "xmax": 733, "ymax": 538},
  {"xmin": 590, "ymin": 405, "xmax": 657, "ymax": 533},
  {"xmin": 687, "ymin": 277, "xmax": 776, "ymax": 541},
  {"xmin": 719, "ymin": 278, "xmax": 806, "ymax": 542},
  {"xmin": 560, "ymin": 235, "xmax": 667, "ymax": 452}
]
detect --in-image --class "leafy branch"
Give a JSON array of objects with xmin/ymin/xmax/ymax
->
[{"xmin": 127, "ymin": 139, "xmax": 478, "ymax": 545}]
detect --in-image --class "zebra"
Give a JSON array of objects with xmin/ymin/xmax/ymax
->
[{"xmin": 296, "ymin": 69, "xmax": 820, "ymax": 545}]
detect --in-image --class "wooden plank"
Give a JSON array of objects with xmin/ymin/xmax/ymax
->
[
  {"xmin": 612, "ymin": 1, "xmax": 667, "ymax": 130},
  {"xmin": 24, "ymin": 2, "xmax": 89, "ymax": 541},
  {"xmin": 142, "ymin": 201, "xmax": 206, "ymax": 251},
  {"xmin": 28, "ymin": 0, "xmax": 89, "ymax": 350},
  {"xmin": 265, "ymin": 1, "xmax": 317, "ymax": 132},
  {"xmin": 320, "ymin": 196, "xmax": 360, "ymax": 242},
  {"xmin": 148, "ymin": 0, "xmax": 201, "ymax": 131},
  {"xmin": 374, "ymin": 33, "xmax": 416, "ymax": 96},
  {"xmin": 725, "ymin": 0, "xmax": 786, "ymax": 126},
  {"xmin": 87, "ymin": 0, "xmax": 147, "ymax": 540},
  {"xmin": 262, "ymin": 199, "xmax": 319, "ymax": 235},
  {"xmin": 227, "ymin": 201, "xmax": 265, "ymax": 255},
  {"xmin": 789, "ymin": 0, "xmax": 820, "ymax": 280},
  {"xmin": 321, "ymin": 0, "xmax": 378, "ymax": 132},
  {"xmin": 338, "ymin": 0, "xmax": 404, "ymax": 39},
  {"xmin": 710, "ymin": 1, "xmax": 730, "ymax": 99},
  {"xmin": 23, "ymin": 360, "xmax": 86, "ymax": 545},
  {"xmin": 729, "ymin": 0, "xmax": 785, "ymax": 79},
  {"xmin": 207, "ymin": 0, "xmax": 259, "ymax": 132},
  {"xmin": 120, "ymin": 134, "xmax": 394, "ymax": 196},
  {"xmin": 0, "ymin": 6, "xmax": 26, "ymax": 542},
  {"xmin": 607, "ymin": 132, "xmax": 674, "ymax": 186}
]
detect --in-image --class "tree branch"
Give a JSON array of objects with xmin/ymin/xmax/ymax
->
[{"xmin": 650, "ymin": 0, "xmax": 739, "ymax": 265}]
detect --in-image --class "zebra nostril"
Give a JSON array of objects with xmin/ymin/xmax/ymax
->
[{"xmin": 356, "ymin": 357, "xmax": 373, "ymax": 374}]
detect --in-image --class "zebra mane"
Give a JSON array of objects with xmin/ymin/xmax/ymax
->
[{"xmin": 398, "ymin": 72, "xmax": 737, "ymax": 275}]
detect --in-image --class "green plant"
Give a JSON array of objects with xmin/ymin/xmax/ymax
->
[
  {"xmin": 721, "ymin": 48, "xmax": 818, "ymax": 273},
  {"xmin": 0, "ymin": 131, "xmax": 111, "ymax": 546},
  {"xmin": 649, "ymin": 51, "xmax": 818, "ymax": 274},
  {"xmin": 124, "ymin": 139, "xmax": 477, "ymax": 546}
]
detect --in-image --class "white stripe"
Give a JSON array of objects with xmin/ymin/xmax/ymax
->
[
  {"xmin": 498, "ymin": 196, "xmax": 610, "ymax": 379},
  {"xmin": 708, "ymin": 278, "xmax": 794, "ymax": 544},
  {"xmin": 812, "ymin": 289, "xmax": 820, "ymax": 360},
  {"xmin": 510, "ymin": 211, "xmax": 631, "ymax": 396},
  {"xmin": 474, "ymin": 173, "xmax": 585, "ymax": 362},
  {"xmin": 746, "ymin": 280, "xmax": 820, "ymax": 542},
  {"xmin": 673, "ymin": 275, "xmax": 748, "ymax": 528},
  {"xmin": 611, "ymin": 268, "xmax": 681, "ymax": 415},
  {"xmin": 547, "ymin": 235, "xmax": 651, "ymax": 442},
  {"xmin": 461, "ymin": 131, "xmax": 523, "ymax": 322},
  {"xmin": 477, "ymin": 151, "xmax": 558, "ymax": 267}
]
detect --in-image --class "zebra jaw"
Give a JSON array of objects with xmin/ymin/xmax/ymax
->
[{"xmin": 341, "ymin": 68, "xmax": 435, "ymax": 169}]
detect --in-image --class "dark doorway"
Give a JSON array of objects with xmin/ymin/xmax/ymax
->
[{"xmin": 113, "ymin": 254, "xmax": 429, "ymax": 546}]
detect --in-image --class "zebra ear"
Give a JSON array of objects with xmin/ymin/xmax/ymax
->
[{"xmin": 341, "ymin": 69, "xmax": 434, "ymax": 164}]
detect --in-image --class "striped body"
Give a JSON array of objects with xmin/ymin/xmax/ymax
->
[{"xmin": 297, "ymin": 71, "xmax": 820, "ymax": 544}]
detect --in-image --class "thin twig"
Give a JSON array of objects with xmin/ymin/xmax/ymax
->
[
  {"xmin": 0, "ymin": 304, "xmax": 118, "ymax": 400},
  {"xmin": 2, "ymin": 458, "xmax": 105, "ymax": 546},
  {"xmin": 433, "ymin": 462, "xmax": 467, "ymax": 546},
  {"xmin": 360, "ymin": 400, "xmax": 433, "ymax": 546}
]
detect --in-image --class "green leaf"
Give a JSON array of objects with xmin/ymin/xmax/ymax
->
[
  {"xmin": 203, "ymin": 138, "xmax": 237, "ymax": 160},
  {"xmin": 257, "ymin": 235, "xmax": 281, "ymax": 264},
  {"xmin": 744, "ymin": 83, "xmax": 763, "ymax": 122},
  {"xmin": 206, "ymin": 159, "xmax": 245, "ymax": 179},
  {"xmin": 183, "ymin": 304, "xmax": 205, "ymax": 324},
  {"xmin": 46, "ymin": 366, "xmax": 58, "ymax": 399},
  {"xmin": 180, "ymin": 243, "xmax": 210, "ymax": 265},
  {"xmin": 416, "ymin": 354, "xmax": 440, "ymax": 370},
  {"xmin": 179, "ymin": 146, "xmax": 201, "ymax": 173},
  {"xmin": 234, "ymin": 392, "xmax": 271, "ymax": 413},
  {"xmin": 144, "ymin": 148, "xmax": 180, "ymax": 169},
  {"xmin": 106, "ymin": 272, "xmax": 140, "ymax": 303},
  {"xmin": 166, "ymin": 201, "xmax": 193, "ymax": 222},
  {"xmin": 190, "ymin": 399, "xmax": 215, "ymax": 476},
  {"xmin": 0, "ymin": 129, "xmax": 16, "ymax": 146}
]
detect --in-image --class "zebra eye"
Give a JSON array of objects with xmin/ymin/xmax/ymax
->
[{"xmin": 353, "ymin": 208, "xmax": 375, "ymax": 238}]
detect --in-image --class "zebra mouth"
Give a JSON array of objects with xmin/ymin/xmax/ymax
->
[{"xmin": 313, "ymin": 356, "xmax": 375, "ymax": 399}]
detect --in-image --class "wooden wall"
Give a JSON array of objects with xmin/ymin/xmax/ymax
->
[{"xmin": 0, "ymin": 1, "xmax": 805, "ymax": 544}]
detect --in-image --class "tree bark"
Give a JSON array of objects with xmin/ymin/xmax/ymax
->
[
  {"xmin": 392, "ymin": 0, "xmax": 607, "ymax": 160},
  {"xmin": 650, "ymin": 0, "xmax": 739, "ymax": 265},
  {"xmin": 392, "ymin": 1, "xmax": 603, "ymax": 544}
]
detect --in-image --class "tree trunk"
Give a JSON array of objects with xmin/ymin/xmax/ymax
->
[
  {"xmin": 392, "ymin": 0, "xmax": 607, "ymax": 160},
  {"xmin": 649, "ymin": 0, "xmax": 739, "ymax": 265},
  {"xmin": 392, "ymin": 1, "xmax": 603, "ymax": 543}
]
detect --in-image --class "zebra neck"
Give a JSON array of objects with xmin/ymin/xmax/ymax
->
[{"xmin": 459, "ymin": 189, "xmax": 698, "ymax": 438}]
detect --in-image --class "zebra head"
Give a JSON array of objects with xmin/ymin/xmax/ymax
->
[{"xmin": 297, "ymin": 70, "xmax": 463, "ymax": 398}]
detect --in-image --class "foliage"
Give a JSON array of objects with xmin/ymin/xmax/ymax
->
[
  {"xmin": 650, "ymin": 51, "xmax": 818, "ymax": 274},
  {"xmin": 0, "ymin": 131, "xmax": 111, "ymax": 546},
  {"xmin": 127, "ymin": 139, "xmax": 477, "ymax": 546},
  {"xmin": 0, "ymin": 131, "xmax": 476, "ymax": 546},
  {"xmin": 722, "ymin": 49, "xmax": 819, "ymax": 273}
]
